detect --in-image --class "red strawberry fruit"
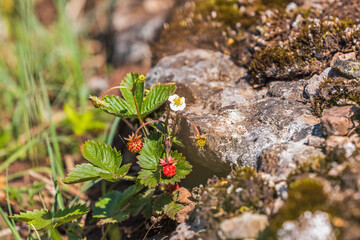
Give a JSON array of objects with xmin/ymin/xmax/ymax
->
[
  {"xmin": 162, "ymin": 164, "xmax": 177, "ymax": 177},
  {"xmin": 159, "ymin": 155, "xmax": 178, "ymax": 178}
]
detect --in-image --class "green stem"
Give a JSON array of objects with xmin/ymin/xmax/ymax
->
[
  {"xmin": 123, "ymin": 175, "xmax": 136, "ymax": 181},
  {"xmin": 132, "ymin": 95, "xmax": 149, "ymax": 136}
]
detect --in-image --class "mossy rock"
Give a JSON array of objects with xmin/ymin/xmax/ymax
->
[
  {"xmin": 249, "ymin": 17, "xmax": 360, "ymax": 86},
  {"xmin": 152, "ymin": 0, "xmax": 293, "ymax": 64},
  {"xmin": 196, "ymin": 166, "xmax": 276, "ymax": 238},
  {"xmin": 312, "ymin": 76, "xmax": 360, "ymax": 116}
]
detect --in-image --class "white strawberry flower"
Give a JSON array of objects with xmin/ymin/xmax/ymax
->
[{"xmin": 169, "ymin": 94, "xmax": 186, "ymax": 111}]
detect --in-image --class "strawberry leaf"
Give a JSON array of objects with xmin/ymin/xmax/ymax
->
[
  {"xmin": 153, "ymin": 193, "xmax": 173, "ymax": 214},
  {"xmin": 137, "ymin": 134, "xmax": 164, "ymax": 170},
  {"xmin": 163, "ymin": 202, "xmax": 184, "ymax": 220},
  {"xmin": 160, "ymin": 151, "xmax": 192, "ymax": 185},
  {"xmin": 81, "ymin": 140, "xmax": 122, "ymax": 174},
  {"xmin": 95, "ymin": 73, "xmax": 174, "ymax": 119},
  {"xmin": 138, "ymin": 169, "xmax": 160, "ymax": 188},
  {"xmin": 120, "ymin": 73, "xmax": 144, "ymax": 114},
  {"xmin": 141, "ymin": 83, "xmax": 176, "ymax": 117},
  {"xmin": 93, "ymin": 184, "xmax": 143, "ymax": 219},
  {"xmin": 11, "ymin": 205, "xmax": 89, "ymax": 230},
  {"xmin": 62, "ymin": 163, "xmax": 108, "ymax": 184},
  {"xmin": 101, "ymin": 95, "xmax": 138, "ymax": 118}
]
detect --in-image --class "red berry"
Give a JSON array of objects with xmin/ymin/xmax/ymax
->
[
  {"xmin": 163, "ymin": 164, "xmax": 176, "ymax": 178},
  {"xmin": 127, "ymin": 138, "xmax": 143, "ymax": 153}
]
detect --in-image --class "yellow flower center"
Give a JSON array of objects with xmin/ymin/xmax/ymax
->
[{"xmin": 173, "ymin": 96, "xmax": 182, "ymax": 106}]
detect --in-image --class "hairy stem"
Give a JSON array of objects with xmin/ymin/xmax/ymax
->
[
  {"xmin": 135, "ymin": 120, "xmax": 161, "ymax": 137},
  {"xmin": 180, "ymin": 115, "xmax": 201, "ymax": 136},
  {"xmin": 99, "ymin": 86, "xmax": 132, "ymax": 99}
]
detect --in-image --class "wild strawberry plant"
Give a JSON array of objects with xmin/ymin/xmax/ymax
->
[{"xmin": 12, "ymin": 73, "xmax": 206, "ymax": 235}]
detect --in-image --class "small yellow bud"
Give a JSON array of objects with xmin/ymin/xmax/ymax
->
[
  {"xmin": 89, "ymin": 96, "xmax": 109, "ymax": 108},
  {"xmin": 138, "ymin": 74, "xmax": 146, "ymax": 82},
  {"xmin": 193, "ymin": 134, "xmax": 207, "ymax": 147}
]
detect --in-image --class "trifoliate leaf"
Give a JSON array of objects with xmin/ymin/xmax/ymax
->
[
  {"xmin": 62, "ymin": 163, "xmax": 108, "ymax": 184},
  {"xmin": 95, "ymin": 73, "xmax": 175, "ymax": 119},
  {"xmin": 163, "ymin": 202, "xmax": 184, "ymax": 220},
  {"xmin": 160, "ymin": 151, "xmax": 192, "ymax": 185},
  {"xmin": 81, "ymin": 140, "xmax": 122, "ymax": 173}
]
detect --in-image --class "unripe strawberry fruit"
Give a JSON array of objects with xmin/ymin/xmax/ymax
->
[
  {"xmin": 124, "ymin": 133, "xmax": 143, "ymax": 153},
  {"xmin": 162, "ymin": 164, "xmax": 176, "ymax": 177},
  {"xmin": 127, "ymin": 138, "xmax": 143, "ymax": 153}
]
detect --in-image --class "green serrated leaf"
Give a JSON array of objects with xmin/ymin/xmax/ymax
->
[
  {"xmin": 11, "ymin": 209, "xmax": 50, "ymax": 230},
  {"xmin": 62, "ymin": 163, "xmax": 107, "ymax": 184},
  {"xmin": 52, "ymin": 204, "xmax": 90, "ymax": 228},
  {"xmin": 98, "ymin": 163, "xmax": 131, "ymax": 182},
  {"xmin": 93, "ymin": 184, "xmax": 144, "ymax": 219},
  {"xmin": 141, "ymin": 83, "xmax": 176, "ymax": 117},
  {"xmin": 138, "ymin": 169, "xmax": 160, "ymax": 188},
  {"xmin": 97, "ymin": 210, "xmax": 131, "ymax": 225},
  {"xmin": 116, "ymin": 163, "xmax": 132, "ymax": 178},
  {"xmin": 153, "ymin": 193, "xmax": 173, "ymax": 214},
  {"xmin": 163, "ymin": 202, "xmax": 184, "ymax": 220},
  {"xmin": 137, "ymin": 135, "xmax": 164, "ymax": 170},
  {"xmin": 101, "ymin": 95, "xmax": 138, "ymax": 118},
  {"xmin": 121, "ymin": 73, "xmax": 144, "ymax": 114},
  {"xmin": 11, "ymin": 205, "xmax": 89, "ymax": 230},
  {"xmin": 128, "ymin": 188, "xmax": 154, "ymax": 218},
  {"xmin": 81, "ymin": 141, "xmax": 122, "ymax": 173},
  {"xmin": 160, "ymin": 151, "xmax": 192, "ymax": 185}
]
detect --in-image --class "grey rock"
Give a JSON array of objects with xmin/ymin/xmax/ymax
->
[
  {"xmin": 320, "ymin": 105, "xmax": 360, "ymax": 137},
  {"xmin": 219, "ymin": 212, "xmax": 268, "ymax": 240},
  {"xmin": 307, "ymin": 135, "xmax": 325, "ymax": 148},
  {"xmin": 325, "ymin": 136, "xmax": 357, "ymax": 159},
  {"xmin": 258, "ymin": 142, "xmax": 324, "ymax": 181},
  {"xmin": 170, "ymin": 223, "xmax": 196, "ymax": 240},
  {"xmin": 304, "ymin": 67, "xmax": 333, "ymax": 99},
  {"xmin": 277, "ymin": 211, "xmax": 335, "ymax": 240},
  {"xmin": 111, "ymin": 0, "xmax": 175, "ymax": 66},
  {"xmin": 147, "ymin": 49, "xmax": 319, "ymax": 172},
  {"xmin": 333, "ymin": 59, "xmax": 360, "ymax": 79}
]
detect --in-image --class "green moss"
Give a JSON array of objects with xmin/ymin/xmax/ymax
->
[
  {"xmin": 249, "ymin": 17, "xmax": 360, "ymax": 86},
  {"xmin": 249, "ymin": 46, "xmax": 301, "ymax": 86},
  {"xmin": 312, "ymin": 76, "xmax": 360, "ymax": 116},
  {"xmin": 197, "ymin": 166, "xmax": 275, "ymax": 237},
  {"xmin": 266, "ymin": 178, "xmax": 328, "ymax": 237},
  {"xmin": 152, "ymin": 0, "xmax": 293, "ymax": 63}
]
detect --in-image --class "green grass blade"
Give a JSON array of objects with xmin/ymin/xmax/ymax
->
[
  {"xmin": 45, "ymin": 136, "xmax": 65, "ymax": 210},
  {"xmin": 0, "ymin": 137, "xmax": 41, "ymax": 173},
  {"xmin": 106, "ymin": 117, "xmax": 121, "ymax": 145},
  {"xmin": 0, "ymin": 206, "xmax": 22, "ymax": 240}
]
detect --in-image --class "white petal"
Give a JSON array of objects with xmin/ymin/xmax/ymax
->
[{"xmin": 180, "ymin": 97, "xmax": 185, "ymax": 104}]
